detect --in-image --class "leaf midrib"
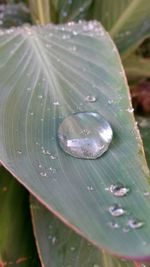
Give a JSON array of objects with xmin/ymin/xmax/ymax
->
[{"xmin": 110, "ymin": 0, "xmax": 141, "ymax": 37}]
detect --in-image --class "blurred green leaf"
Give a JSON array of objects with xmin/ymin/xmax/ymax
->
[
  {"xmin": 31, "ymin": 196, "xmax": 135, "ymax": 267},
  {"xmin": 123, "ymin": 54, "xmax": 150, "ymax": 79},
  {"xmin": 51, "ymin": 0, "xmax": 93, "ymax": 23},
  {"xmin": 29, "ymin": 0, "xmax": 51, "ymax": 25},
  {"xmin": 92, "ymin": 0, "xmax": 150, "ymax": 57},
  {"xmin": 0, "ymin": 3, "xmax": 31, "ymax": 28},
  {"xmin": 0, "ymin": 21, "xmax": 150, "ymax": 259},
  {"xmin": 0, "ymin": 167, "xmax": 41, "ymax": 267}
]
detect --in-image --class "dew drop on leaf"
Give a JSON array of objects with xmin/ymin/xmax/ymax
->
[
  {"xmin": 144, "ymin": 191, "xmax": 150, "ymax": 197},
  {"xmin": 40, "ymin": 172, "xmax": 47, "ymax": 177},
  {"xmin": 109, "ymin": 183, "xmax": 130, "ymax": 197},
  {"xmin": 108, "ymin": 221, "xmax": 120, "ymax": 229},
  {"xmin": 17, "ymin": 150, "xmax": 22, "ymax": 154},
  {"xmin": 127, "ymin": 219, "xmax": 144, "ymax": 229},
  {"xmin": 108, "ymin": 204, "xmax": 126, "ymax": 217},
  {"xmin": 53, "ymin": 101, "xmax": 60, "ymax": 106},
  {"xmin": 85, "ymin": 95, "xmax": 97, "ymax": 103},
  {"xmin": 87, "ymin": 185, "xmax": 94, "ymax": 191},
  {"xmin": 58, "ymin": 112, "xmax": 113, "ymax": 159}
]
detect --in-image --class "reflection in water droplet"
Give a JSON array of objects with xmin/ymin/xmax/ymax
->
[
  {"xmin": 108, "ymin": 204, "xmax": 126, "ymax": 217},
  {"xmin": 108, "ymin": 221, "xmax": 120, "ymax": 229},
  {"xmin": 58, "ymin": 112, "xmax": 113, "ymax": 159},
  {"xmin": 144, "ymin": 191, "xmax": 149, "ymax": 197},
  {"xmin": 127, "ymin": 219, "xmax": 144, "ymax": 229},
  {"xmin": 109, "ymin": 183, "xmax": 130, "ymax": 197},
  {"xmin": 38, "ymin": 164, "xmax": 42, "ymax": 168},
  {"xmin": 85, "ymin": 95, "xmax": 97, "ymax": 103}
]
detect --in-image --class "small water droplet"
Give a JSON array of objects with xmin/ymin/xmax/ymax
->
[
  {"xmin": 108, "ymin": 221, "xmax": 120, "ymax": 229},
  {"xmin": 87, "ymin": 185, "xmax": 94, "ymax": 191},
  {"xmin": 50, "ymin": 155, "xmax": 57, "ymax": 160},
  {"xmin": 52, "ymin": 236, "xmax": 56, "ymax": 244},
  {"xmin": 70, "ymin": 246, "xmax": 75, "ymax": 251},
  {"xmin": 53, "ymin": 101, "xmax": 60, "ymax": 106},
  {"xmin": 144, "ymin": 191, "xmax": 150, "ymax": 197},
  {"xmin": 122, "ymin": 227, "xmax": 130, "ymax": 233},
  {"xmin": 40, "ymin": 172, "xmax": 47, "ymax": 177},
  {"xmin": 109, "ymin": 183, "xmax": 130, "ymax": 197},
  {"xmin": 38, "ymin": 95, "xmax": 43, "ymax": 99},
  {"xmin": 108, "ymin": 204, "xmax": 126, "ymax": 217},
  {"xmin": 17, "ymin": 150, "xmax": 22, "ymax": 154},
  {"xmin": 58, "ymin": 112, "xmax": 113, "ymax": 159},
  {"xmin": 126, "ymin": 108, "xmax": 134, "ymax": 113},
  {"xmin": 108, "ymin": 100, "xmax": 114, "ymax": 105},
  {"xmin": 38, "ymin": 164, "xmax": 42, "ymax": 168},
  {"xmin": 127, "ymin": 219, "xmax": 144, "ymax": 229},
  {"xmin": 73, "ymin": 30, "xmax": 78, "ymax": 36},
  {"xmin": 62, "ymin": 34, "xmax": 70, "ymax": 40},
  {"xmin": 85, "ymin": 95, "xmax": 97, "ymax": 103},
  {"xmin": 27, "ymin": 87, "xmax": 31, "ymax": 91},
  {"xmin": 30, "ymin": 112, "xmax": 34, "ymax": 116}
]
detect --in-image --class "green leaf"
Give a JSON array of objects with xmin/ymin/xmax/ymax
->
[
  {"xmin": 29, "ymin": 0, "xmax": 51, "ymax": 25},
  {"xmin": 0, "ymin": 167, "xmax": 40, "ymax": 267},
  {"xmin": 92, "ymin": 0, "xmax": 150, "ymax": 57},
  {"xmin": 123, "ymin": 54, "xmax": 150, "ymax": 80},
  {"xmin": 51, "ymin": 0, "xmax": 93, "ymax": 23},
  {"xmin": 0, "ymin": 21, "xmax": 149, "ymax": 259},
  {"xmin": 31, "ymin": 196, "xmax": 135, "ymax": 267}
]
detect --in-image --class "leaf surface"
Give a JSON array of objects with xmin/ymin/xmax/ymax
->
[
  {"xmin": 0, "ymin": 167, "xmax": 40, "ymax": 267},
  {"xmin": 0, "ymin": 21, "xmax": 150, "ymax": 259},
  {"xmin": 31, "ymin": 196, "xmax": 135, "ymax": 267}
]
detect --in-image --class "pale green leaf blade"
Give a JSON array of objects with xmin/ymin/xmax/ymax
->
[
  {"xmin": 0, "ymin": 167, "xmax": 41, "ymax": 267},
  {"xmin": 31, "ymin": 196, "xmax": 135, "ymax": 267},
  {"xmin": 0, "ymin": 22, "xmax": 150, "ymax": 259},
  {"xmin": 92, "ymin": 0, "xmax": 150, "ymax": 57}
]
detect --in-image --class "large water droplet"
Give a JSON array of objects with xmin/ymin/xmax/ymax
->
[
  {"xmin": 109, "ymin": 183, "xmax": 130, "ymax": 197},
  {"xmin": 108, "ymin": 204, "xmax": 126, "ymax": 217},
  {"xmin": 127, "ymin": 219, "xmax": 144, "ymax": 229},
  {"xmin": 58, "ymin": 112, "xmax": 113, "ymax": 159}
]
